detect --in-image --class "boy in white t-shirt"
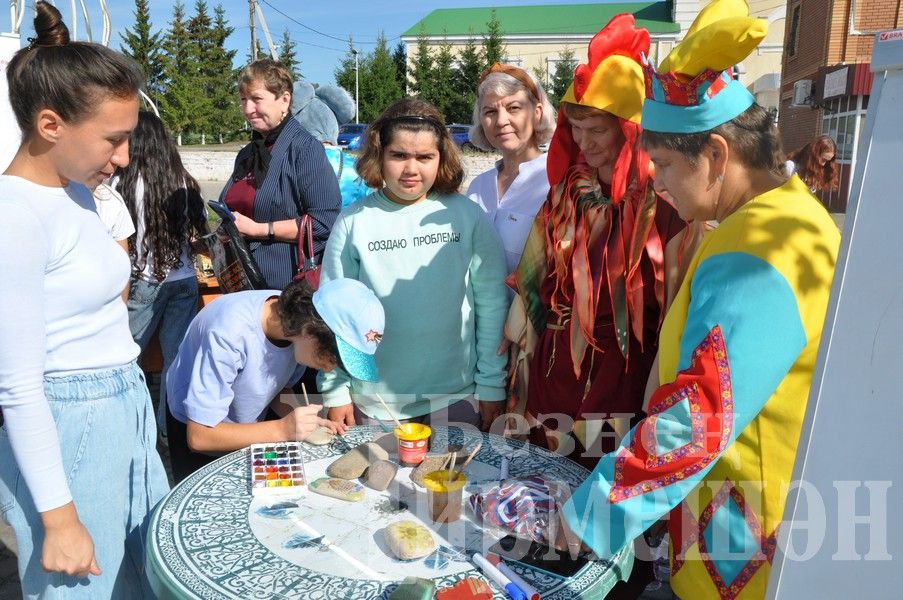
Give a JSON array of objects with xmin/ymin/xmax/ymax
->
[{"xmin": 165, "ymin": 278, "xmax": 384, "ymax": 482}]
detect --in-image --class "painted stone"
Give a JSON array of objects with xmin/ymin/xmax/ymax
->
[
  {"xmin": 410, "ymin": 453, "xmax": 451, "ymax": 487},
  {"xmin": 305, "ymin": 426, "xmax": 335, "ymax": 446},
  {"xmin": 385, "ymin": 520, "xmax": 436, "ymax": 560},
  {"xmin": 309, "ymin": 477, "xmax": 365, "ymax": 502}
]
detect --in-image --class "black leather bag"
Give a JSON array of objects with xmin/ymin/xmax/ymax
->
[{"xmin": 204, "ymin": 200, "xmax": 268, "ymax": 293}]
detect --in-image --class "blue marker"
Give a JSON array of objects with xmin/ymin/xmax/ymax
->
[{"xmin": 472, "ymin": 552, "xmax": 526, "ymax": 600}]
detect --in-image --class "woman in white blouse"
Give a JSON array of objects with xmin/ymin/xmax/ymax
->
[{"xmin": 466, "ymin": 64, "xmax": 557, "ymax": 275}]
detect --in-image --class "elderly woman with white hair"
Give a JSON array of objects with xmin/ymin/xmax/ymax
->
[{"xmin": 466, "ymin": 64, "xmax": 557, "ymax": 274}]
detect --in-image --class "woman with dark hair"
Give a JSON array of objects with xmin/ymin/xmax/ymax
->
[
  {"xmin": 0, "ymin": 2, "xmax": 169, "ymax": 596},
  {"xmin": 554, "ymin": 3, "xmax": 840, "ymax": 598},
  {"xmin": 116, "ymin": 111, "xmax": 208, "ymax": 435},
  {"xmin": 508, "ymin": 15, "xmax": 688, "ymax": 464},
  {"xmin": 786, "ymin": 134, "xmax": 839, "ymax": 192},
  {"xmin": 220, "ymin": 59, "xmax": 342, "ymax": 289}
]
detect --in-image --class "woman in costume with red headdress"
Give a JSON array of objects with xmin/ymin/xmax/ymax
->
[
  {"xmin": 507, "ymin": 14, "xmax": 690, "ymax": 466},
  {"xmin": 552, "ymin": 2, "xmax": 841, "ymax": 597}
]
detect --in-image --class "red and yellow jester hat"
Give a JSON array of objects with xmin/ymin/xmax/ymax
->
[{"xmin": 546, "ymin": 13, "xmax": 650, "ymax": 205}]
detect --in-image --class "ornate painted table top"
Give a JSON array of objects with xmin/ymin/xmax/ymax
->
[{"xmin": 147, "ymin": 426, "xmax": 633, "ymax": 599}]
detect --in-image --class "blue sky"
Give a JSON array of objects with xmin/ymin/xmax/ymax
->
[{"xmin": 18, "ymin": 0, "xmax": 595, "ymax": 86}]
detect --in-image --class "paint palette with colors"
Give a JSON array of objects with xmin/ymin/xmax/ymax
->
[{"xmin": 249, "ymin": 442, "xmax": 307, "ymax": 496}]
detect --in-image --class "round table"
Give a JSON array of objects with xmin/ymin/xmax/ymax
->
[{"xmin": 147, "ymin": 426, "xmax": 633, "ymax": 599}]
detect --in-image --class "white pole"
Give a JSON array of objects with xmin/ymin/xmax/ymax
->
[{"xmin": 353, "ymin": 48, "xmax": 359, "ymax": 124}]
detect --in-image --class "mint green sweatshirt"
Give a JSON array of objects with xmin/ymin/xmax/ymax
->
[{"xmin": 318, "ymin": 190, "xmax": 508, "ymax": 420}]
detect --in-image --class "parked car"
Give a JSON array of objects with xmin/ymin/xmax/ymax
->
[
  {"xmin": 447, "ymin": 124, "xmax": 474, "ymax": 149},
  {"xmin": 337, "ymin": 123, "xmax": 368, "ymax": 149}
]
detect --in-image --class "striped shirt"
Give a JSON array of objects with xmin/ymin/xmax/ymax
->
[{"xmin": 220, "ymin": 116, "xmax": 341, "ymax": 289}]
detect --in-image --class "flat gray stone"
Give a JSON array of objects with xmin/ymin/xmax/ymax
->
[
  {"xmin": 327, "ymin": 442, "xmax": 390, "ymax": 480},
  {"xmin": 364, "ymin": 460, "xmax": 398, "ymax": 491}
]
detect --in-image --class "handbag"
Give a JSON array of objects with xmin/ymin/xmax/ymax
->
[
  {"xmin": 204, "ymin": 200, "xmax": 268, "ymax": 293},
  {"xmin": 293, "ymin": 213, "xmax": 320, "ymax": 289}
]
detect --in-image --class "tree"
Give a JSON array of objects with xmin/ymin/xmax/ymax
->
[
  {"xmin": 481, "ymin": 9, "xmax": 506, "ymax": 69},
  {"xmin": 334, "ymin": 39, "xmax": 357, "ymax": 94},
  {"xmin": 391, "ymin": 41, "xmax": 407, "ymax": 93},
  {"xmin": 549, "ymin": 47, "xmax": 578, "ymax": 106},
  {"xmin": 408, "ymin": 24, "xmax": 434, "ymax": 100},
  {"xmin": 120, "ymin": 0, "xmax": 164, "ymax": 106},
  {"xmin": 209, "ymin": 4, "xmax": 242, "ymax": 143},
  {"xmin": 186, "ymin": 0, "xmax": 216, "ymax": 143},
  {"xmin": 431, "ymin": 36, "xmax": 457, "ymax": 122},
  {"xmin": 160, "ymin": 1, "xmax": 204, "ymax": 144},
  {"xmin": 452, "ymin": 34, "xmax": 482, "ymax": 124},
  {"xmin": 277, "ymin": 29, "xmax": 302, "ymax": 80},
  {"xmin": 360, "ymin": 32, "xmax": 403, "ymax": 122}
]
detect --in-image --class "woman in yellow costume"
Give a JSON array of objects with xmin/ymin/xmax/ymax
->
[{"xmin": 556, "ymin": 2, "xmax": 841, "ymax": 598}]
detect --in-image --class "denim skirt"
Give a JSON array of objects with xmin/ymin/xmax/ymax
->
[{"xmin": 0, "ymin": 362, "xmax": 170, "ymax": 599}]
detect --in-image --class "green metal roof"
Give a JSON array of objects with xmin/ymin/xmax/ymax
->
[{"xmin": 402, "ymin": 2, "xmax": 679, "ymax": 38}]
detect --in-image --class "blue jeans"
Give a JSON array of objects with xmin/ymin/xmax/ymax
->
[
  {"xmin": 128, "ymin": 277, "xmax": 199, "ymax": 436},
  {"xmin": 0, "ymin": 362, "xmax": 170, "ymax": 599}
]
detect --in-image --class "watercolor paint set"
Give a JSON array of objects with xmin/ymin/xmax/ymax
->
[{"xmin": 249, "ymin": 442, "xmax": 307, "ymax": 496}]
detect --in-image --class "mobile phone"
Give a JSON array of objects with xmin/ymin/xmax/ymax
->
[
  {"xmin": 207, "ymin": 200, "xmax": 235, "ymax": 221},
  {"xmin": 488, "ymin": 535, "xmax": 589, "ymax": 579}
]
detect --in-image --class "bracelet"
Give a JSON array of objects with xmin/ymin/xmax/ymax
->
[{"xmin": 267, "ymin": 221, "xmax": 275, "ymax": 242}]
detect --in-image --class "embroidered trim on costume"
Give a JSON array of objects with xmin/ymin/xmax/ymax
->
[
  {"xmin": 695, "ymin": 480, "xmax": 780, "ymax": 600},
  {"xmin": 608, "ymin": 326, "xmax": 734, "ymax": 502}
]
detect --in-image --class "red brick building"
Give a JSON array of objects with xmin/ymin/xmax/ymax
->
[{"xmin": 779, "ymin": 0, "xmax": 902, "ymax": 211}]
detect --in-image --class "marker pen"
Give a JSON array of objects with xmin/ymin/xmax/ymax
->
[
  {"xmin": 499, "ymin": 456, "xmax": 509, "ymax": 480},
  {"xmin": 472, "ymin": 552, "xmax": 526, "ymax": 600},
  {"xmin": 486, "ymin": 554, "xmax": 541, "ymax": 600}
]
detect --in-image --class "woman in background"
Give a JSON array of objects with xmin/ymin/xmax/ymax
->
[
  {"xmin": 785, "ymin": 134, "xmax": 838, "ymax": 193},
  {"xmin": 116, "ymin": 111, "xmax": 208, "ymax": 436},
  {"xmin": 466, "ymin": 64, "xmax": 556, "ymax": 275},
  {"xmin": 221, "ymin": 59, "xmax": 341, "ymax": 289}
]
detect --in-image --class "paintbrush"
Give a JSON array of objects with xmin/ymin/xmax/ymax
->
[{"xmin": 374, "ymin": 393, "xmax": 404, "ymax": 430}]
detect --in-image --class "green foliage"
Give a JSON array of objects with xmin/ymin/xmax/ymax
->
[
  {"xmin": 119, "ymin": 0, "xmax": 164, "ymax": 106},
  {"xmin": 430, "ymin": 36, "xmax": 457, "ymax": 123},
  {"xmin": 451, "ymin": 35, "xmax": 482, "ymax": 124},
  {"xmin": 333, "ymin": 34, "xmax": 403, "ymax": 123},
  {"xmin": 481, "ymin": 9, "xmax": 505, "ymax": 69},
  {"xmin": 209, "ymin": 5, "xmax": 242, "ymax": 141},
  {"xmin": 359, "ymin": 32, "xmax": 403, "ymax": 122},
  {"xmin": 409, "ymin": 24, "xmax": 434, "ymax": 99},
  {"xmin": 159, "ymin": 1, "xmax": 196, "ymax": 137},
  {"xmin": 277, "ymin": 29, "xmax": 302, "ymax": 80},
  {"xmin": 391, "ymin": 41, "xmax": 407, "ymax": 92},
  {"xmin": 549, "ymin": 47, "xmax": 577, "ymax": 107},
  {"xmin": 334, "ymin": 39, "xmax": 358, "ymax": 104}
]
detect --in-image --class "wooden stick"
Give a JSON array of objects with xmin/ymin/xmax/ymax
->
[
  {"xmin": 374, "ymin": 394, "xmax": 403, "ymax": 430},
  {"xmin": 447, "ymin": 452, "xmax": 457, "ymax": 481},
  {"xmin": 457, "ymin": 443, "xmax": 482, "ymax": 472},
  {"xmin": 438, "ymin": 454, "xmax": 453, "ymax": 472},
  {"xmin": 300, "ymin": 383, "xmax": 310, "ymax": 407}
]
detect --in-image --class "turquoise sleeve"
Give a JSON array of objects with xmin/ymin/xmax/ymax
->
[
  {"xmin": 563, "ymin": 252, "xmax": 807, "ymax": 557},
  {"xmin": 318, "ymin": 214, "xmax": 356, "ymax": 406},
  {"xmin": 468, "ymin": 210, "xmax": 509, "ymax": 401}
]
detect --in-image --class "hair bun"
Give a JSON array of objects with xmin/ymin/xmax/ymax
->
[{"xmin": 32, "ymin": 1, "xmax": 70, "ymax": 48}]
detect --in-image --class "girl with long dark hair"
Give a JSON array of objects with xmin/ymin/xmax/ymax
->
[{"xmin": 116, "ymin": 111, "xmax": 208, "ymax": 434}]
